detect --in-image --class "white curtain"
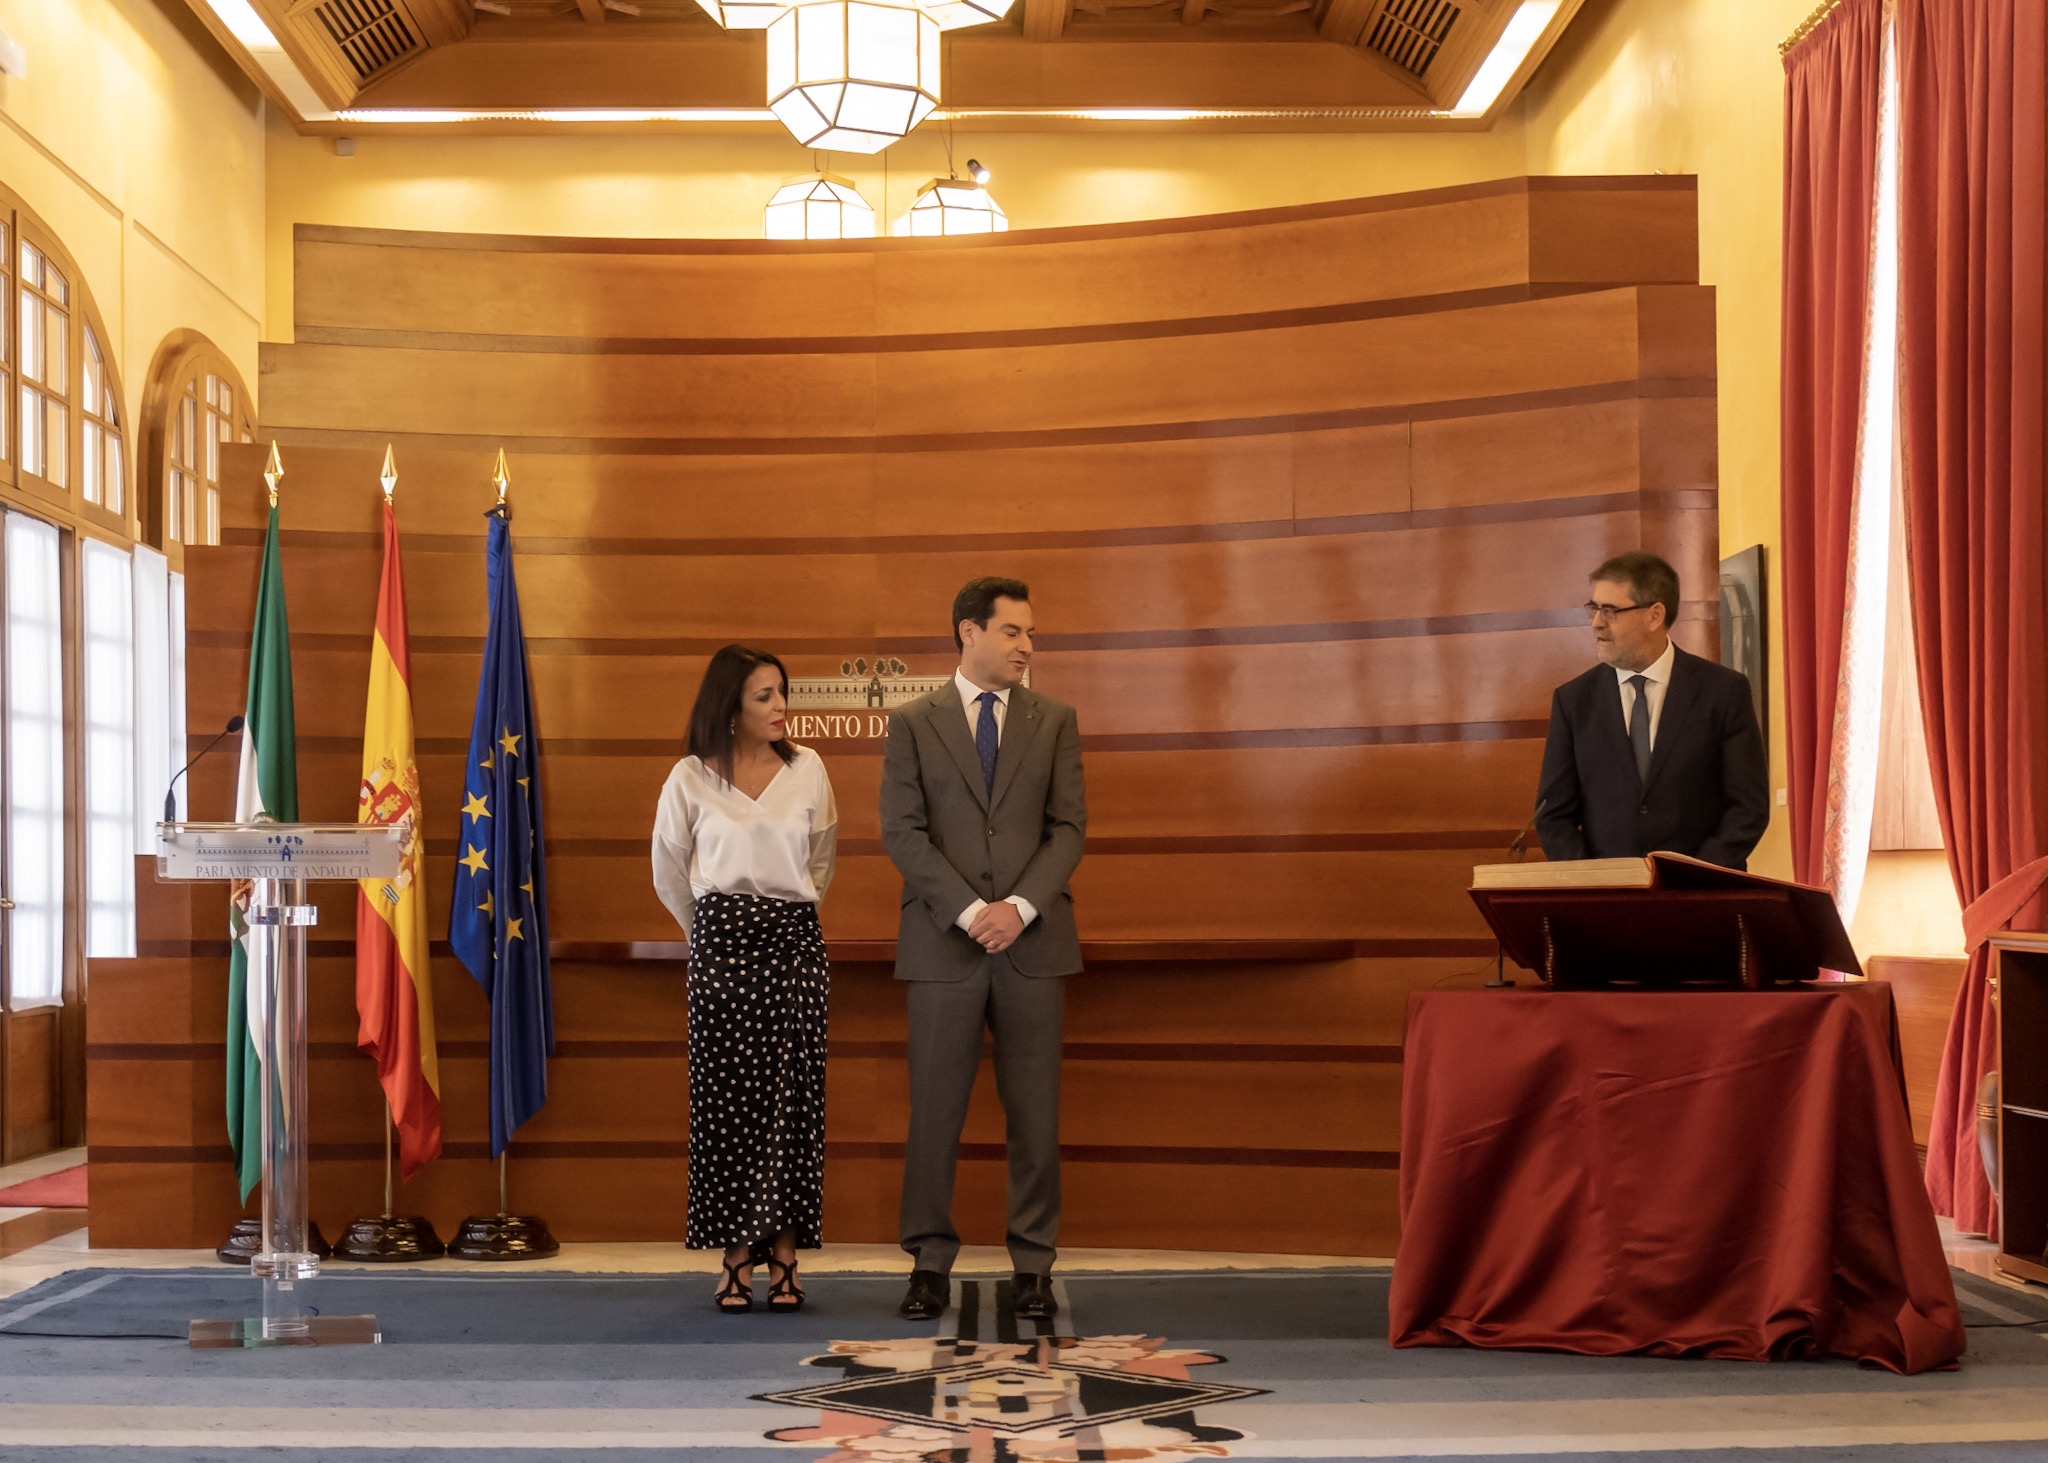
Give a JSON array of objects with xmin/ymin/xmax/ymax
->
[
  {"xmin": 82, "ymin": 537, "xmax": 136, "ymax": 959},
  {"xmin": 1820, "ymin": 19, "xmax": 1902, "ymax": 928},
  {"xmin": 133, "ymin": 546, "xmax": 173, "ymax": 849},
  {"xmin": 6, "ymin": 512, "xmax": 65, "ymax": 1005}
]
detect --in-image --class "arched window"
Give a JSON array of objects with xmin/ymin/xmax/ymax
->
[
  {"xmin": 143, "ymin": 335, "xmax": 252, "ymax": 553},
  {"xmin": 0, "ymin": 194, "xmax": 132, "ymax": 534},
  {"xmin": 17, "ymin": 235, "xmax": 72, "ymax": 493},
  {"xmin": 82, "ymin": 325, "xmax": 124, "ymax": 516}
]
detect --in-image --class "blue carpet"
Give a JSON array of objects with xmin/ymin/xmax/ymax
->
[{"xmin": 0, "ymin": 1265, "xmax": 2039, "ymax": 1460}]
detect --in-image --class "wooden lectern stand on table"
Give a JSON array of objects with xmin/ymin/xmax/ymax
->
[{"xmin": 1470, "ymin": 853, "xmax": 1862, "ymax": 988}]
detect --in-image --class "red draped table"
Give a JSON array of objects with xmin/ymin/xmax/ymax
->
[{"xmin": 1388, "ymin": 982, "xmax": 1965, "ymax": 1374}]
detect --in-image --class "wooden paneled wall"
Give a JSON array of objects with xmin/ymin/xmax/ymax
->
[{"xmin": 88, "ymin": 177, "xmax": 1719, "ymax": 1255}]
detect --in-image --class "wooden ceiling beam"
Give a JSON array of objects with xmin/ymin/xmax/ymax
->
[
  {"xmin": 1319, "ymin": 0, "xmax": 1375, "ymax": 45},
  {"xmin": 1022, "ymin": 0, "xmax": 1072, "ymax": 42},
  {"xmin": 353, "ymin": 32, "xmax": 1440, "ymax": 111}
]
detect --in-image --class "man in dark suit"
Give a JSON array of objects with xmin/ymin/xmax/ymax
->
[
  {"xmin": 1536, "ymin": 551, "xmax": 1769, "ymax": 869},
  {"xmin": 881, "ymin": 577, "xmax": 1087, "ymax": 1322}
]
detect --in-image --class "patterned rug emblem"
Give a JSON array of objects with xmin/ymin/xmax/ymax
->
[{"xmin": 758, "ymin": 1331, "xmax": 1268, "ymax": 1461}]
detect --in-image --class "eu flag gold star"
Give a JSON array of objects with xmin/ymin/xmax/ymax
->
[
  {"xmin": 480, "ymin": 751, "xmax": 493, "ymax": 770},
  {"xmin": 459, "ymin": 844, "xmax": 489, "ymax": 875},
  {"xmin": 499, "ymin": 729, "xmax": 521, "ymax": 758},
  {"xmin": 506, "ymin": 916, "xmax": 524, "ymax": 941},
  {"xmin": 521, "ymin": 878, "xmax": 535, "ymax": 899},
  {"xmin": 463, "ymin": 792, "xmax": 490, "ymax": 823},
  {"xmin": 478, "ymin": 889, "xmax": 495, "ymax": 919}
]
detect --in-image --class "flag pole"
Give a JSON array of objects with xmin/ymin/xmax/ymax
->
[
  {"xmin": 447, "ymin": 448, "xmax": 559, "ymax": 1263},
  {"xmin": 334, "ymin": 445, "xmax": 445, "ymax": 1265}
]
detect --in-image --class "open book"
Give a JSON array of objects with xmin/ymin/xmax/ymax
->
[{"xmin": 1472, "ymin": 850, "xmax": 1798, "ymax": 891}]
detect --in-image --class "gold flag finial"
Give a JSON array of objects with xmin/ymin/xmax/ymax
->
[
  {"xmin": 264, "ymin": 441, "xmax": 283, "ymax": 507},
  {"xmin": 493, "ymin": 448, "xmax": 510, "ymax": 504},
  {"xmin": 380, "ymin": 444, "xmax": 397, "ymax": 503}
]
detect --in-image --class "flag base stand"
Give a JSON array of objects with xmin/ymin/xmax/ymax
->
[
  {"xmin": 333, "ymin": 1213, "xmax": 445, "ymax": 1263},
  {"xmin": 190, "ymin": 1314, "xmax": 381, "ymax": 1348},
  {"xmin": 216, "ymin": 1217, "xmax": 331, "ymax": 1265},
  {"xmin": 446, "ymin": 1212, "xmax": 559, "ymax": 1261}
]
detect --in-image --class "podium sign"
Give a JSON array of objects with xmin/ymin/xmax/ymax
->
[
  {"xmin": 157, "ymin": 822, "xmax": 401, "ymax": 882},
  {"xmin": 157, "ymin": 822, "xmax": 403, "ymax": 1349}
]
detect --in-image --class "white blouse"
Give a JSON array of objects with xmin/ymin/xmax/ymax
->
[{"xmin": 650, "ymin": 744, "xmax": 838, "ymax": 941}]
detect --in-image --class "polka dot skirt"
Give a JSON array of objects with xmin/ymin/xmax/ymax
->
[{"xmin": 686, "ymin": 890, "xmax": 829, "ymax": 1251}]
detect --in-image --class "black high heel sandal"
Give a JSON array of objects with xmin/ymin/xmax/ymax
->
[
  {"xmin": 715, "ymin": 1253, "xmax": 754, "ymax": 1314},
  {"xmin": 765, "ymin": 1257, "xmax": 806, "ymax": 1313}
]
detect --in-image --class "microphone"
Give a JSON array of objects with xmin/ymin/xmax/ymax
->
[
  {"xmin": 164, "ymin": 715, "xmax": 244, "ymax": 824},
  {"xmin": 1509, "ymin": 798, "xmax": 1547, "ymax": 860}
]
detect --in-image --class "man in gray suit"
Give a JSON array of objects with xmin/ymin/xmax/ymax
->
[{"xmin": 881, "ymin": 576, "xmax": 1087, "ymax": 1321}]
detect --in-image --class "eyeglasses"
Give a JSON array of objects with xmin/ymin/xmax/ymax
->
[{"xmin": 1584, "ymin": 601, "xmax": 1655, "ymax": 623}]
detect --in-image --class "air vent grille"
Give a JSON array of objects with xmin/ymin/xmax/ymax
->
[
  {"xmin": 314, "ymin": 0, "xmax": 422, "ymax": 79},
  {"xmin": 1364, "ymin": 0, "xmax": 1461, "ymax": 78}
]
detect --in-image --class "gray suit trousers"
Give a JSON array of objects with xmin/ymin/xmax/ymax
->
[{"xmin": 899, "ymin": 960, "xmax": 1064, "ymax": 1275}]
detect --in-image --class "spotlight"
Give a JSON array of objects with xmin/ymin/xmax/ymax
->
[{"xmin": 966, "ymin": 158, "xmax": 991, "ymax": 184}]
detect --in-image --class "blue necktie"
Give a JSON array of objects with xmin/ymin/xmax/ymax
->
[{"xmin": 975, "ymin": 691, "xmax": 999, "ymax": 793}]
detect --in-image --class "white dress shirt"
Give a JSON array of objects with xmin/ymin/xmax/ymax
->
[
  {"xmin": 1614, "ymin": 638, "xmax": 1677, "ymax": 748},
  {"xmin": 951, "ymin": 669, "xmax": 1038, "ymax": 934},
  {"xmin": 650, "ymin": 744, "xmax": 837, "ymax": 945}
]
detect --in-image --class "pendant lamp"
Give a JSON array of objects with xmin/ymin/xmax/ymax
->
[
  {"xmin": 896, "ymin": 176, "xmax": 1008, "ymax": 236},
  {"xmin": 766, "ymin": 0, "xmax": 941, "ymax": 154},
  {"xmin": 764, "ymin": 172, "xmax": 878, "ymax": 239}
]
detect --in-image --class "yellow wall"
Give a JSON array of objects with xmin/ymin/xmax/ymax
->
[{"xmin": 0, "ymin": 0, "xmax": 265, "ymax": 439}]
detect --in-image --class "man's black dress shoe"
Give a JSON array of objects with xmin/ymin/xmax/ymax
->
[
  {"xmin": 899, "ymin": 1269, "xmax": 950, "ymax": 1320},
  {"xmin": 1012, "ymin": 1272, "xmax": 1058, "ymax": 1319}
]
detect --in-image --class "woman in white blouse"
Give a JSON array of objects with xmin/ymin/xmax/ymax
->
[{"xmin": 652, "ymin": 645, "xmax": 837, "ymax": 1313}]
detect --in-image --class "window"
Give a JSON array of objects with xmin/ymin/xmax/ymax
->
[
  {"xmin": 168, "ymin": 370, "xmax": 246, "ymax": 548},
  {"xmin": 6, "ymin": 512, "xmax": 65, "ymax": 1007},
  {"xmin": 18, "ymin": 239, "xmax": 69, "ymax": 490},
  {"xmin": 81, "ymin": 326, "xmax": 123, "ymax": 516}
]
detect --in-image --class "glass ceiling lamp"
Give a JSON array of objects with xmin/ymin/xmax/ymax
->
[
  {"xmin": 764, "ymin": 172, "xmax": 878, "ymax": 239},
  {"xmin": 765, "ymin": 0, "xmax": 941, "ymax": 154},
  {"xmin": 692, "ymin": 0, "xmax": 791, "ymax": 27},
  {"xmin": 913, "ymin": 0, "xmax": 1014, "ymax": 29},
  {"xmin": 895, "ymin": 176, "xmax": 1008, "ymax": 236}
]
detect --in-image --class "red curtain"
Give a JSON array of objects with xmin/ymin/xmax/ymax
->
[
  {"xmin": 1900, "ymin": 0, "xmax": 2048, "ymax": 1237},
  {"xmin": 1780, "ymin": 0, "xmax": 1886, "ymax": 887}
]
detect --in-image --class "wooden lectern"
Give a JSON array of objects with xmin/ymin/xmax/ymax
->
[{"xmin": 1470, "ymin": 853, "xmax": 1861, "ymax": 989}]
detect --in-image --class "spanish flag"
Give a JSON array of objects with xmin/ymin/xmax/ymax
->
[{"xmin": 355, "ymin": 494, "xmax": 442, "ymax": 1178}]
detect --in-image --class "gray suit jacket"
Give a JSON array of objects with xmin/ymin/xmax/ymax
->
[{"xmin": 880, "ymin": 682, "xmax": 1086, "ymax": 980}]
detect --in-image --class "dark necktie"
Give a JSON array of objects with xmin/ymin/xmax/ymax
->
[
  {"xmin": 1628, "ymin": 674, "xmax": 1652, "ymax": 783},
  {"xmin": 975, "ymin": 691, "xmax": 999, "ymax": 793}
]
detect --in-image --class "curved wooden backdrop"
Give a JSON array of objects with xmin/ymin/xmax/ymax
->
[{"xmin": 87, "ymin": 176, "xmax": 1719, "ymax": 1254}]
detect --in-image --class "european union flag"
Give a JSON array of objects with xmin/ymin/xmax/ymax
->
[{"xmin": 450, "ymin": 502, "xmax": 553, "ymax": 1158}]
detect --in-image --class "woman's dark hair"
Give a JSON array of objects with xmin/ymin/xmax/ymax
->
[
  {"xmin": 952, "ymin": 576, "xmax": 1031, "ymax": 650},
  {"xmin": 687, "ymin": 644, "xmax": 797, "ymax": 784}
]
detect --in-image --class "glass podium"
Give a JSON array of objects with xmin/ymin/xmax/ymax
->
[{"xmin": 157, "ymin": 822, "xmax": 404, "ymax": 1348}]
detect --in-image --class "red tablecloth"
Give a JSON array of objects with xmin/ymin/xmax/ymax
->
[{"xmin": 1388, "ymin": 982, "xmax": 1965, "ymax": 1373}]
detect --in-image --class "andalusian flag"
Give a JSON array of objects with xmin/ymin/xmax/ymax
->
[
  {"xmin": 226, "ymin": 499, "xmax": 297, "ymax": 1202},
  {"xmin": 355, "ymin": 491, "xmax": 442, "ymax": 1179}
]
